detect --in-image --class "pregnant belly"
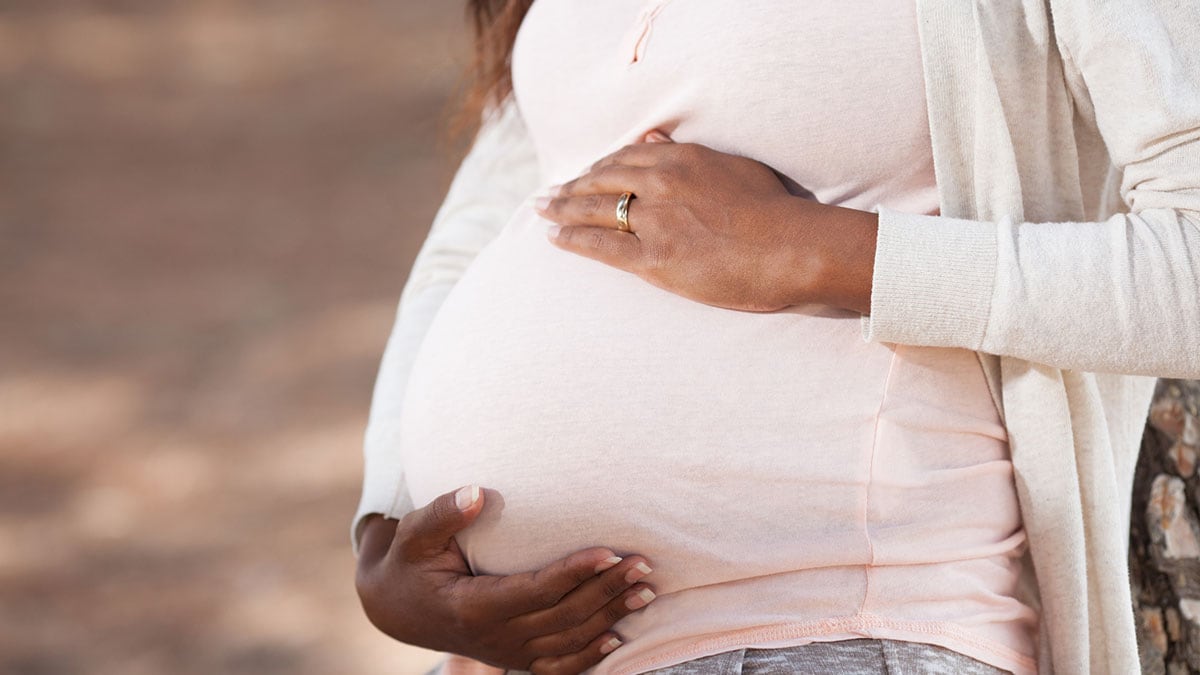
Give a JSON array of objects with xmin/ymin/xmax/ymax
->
[
  {"xmin": 397, "ymin": 199, "xmax": 1013, "ymax": 596},
  {"xmin": 398, "ymin": 195, "xmax": 902, "ymax": 588}
]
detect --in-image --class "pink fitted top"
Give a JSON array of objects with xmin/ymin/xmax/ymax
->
[{"xmin": 399, "ymin": 1, "xmax": 1039, "ymax": 673}]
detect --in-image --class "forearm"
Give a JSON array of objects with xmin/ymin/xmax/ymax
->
[
  {"xmin": 861, "ymin": 204, "xmax": 1200, "ymax": 378},
  {"xmin": 783, "ymin": 193, "xmax": 1200, "ymax": 379}
]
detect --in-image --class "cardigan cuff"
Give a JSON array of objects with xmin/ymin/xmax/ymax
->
[{"xmin": 860, "ymin": 206, "xmax": 998, "ymax": 350}]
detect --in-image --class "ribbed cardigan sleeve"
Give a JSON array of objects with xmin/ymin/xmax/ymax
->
[
  {"xmin": 860, "ymin": 0, "xmax": 1200, "ymax": 380},
  {"xmin": 351, "ymin": 97, "xmax": 542, "ymax": 556}
]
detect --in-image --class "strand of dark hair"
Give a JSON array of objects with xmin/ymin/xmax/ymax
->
[{"xmin": 437, "ymin": 0, "xmax": 534, "ymax": 166}]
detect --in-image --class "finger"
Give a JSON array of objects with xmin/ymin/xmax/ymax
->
[
  {"xmin": 537, "ymin": 192, "xmax": 640, "ymax": 230},
  {"xmin": 470, "ymin": 547, "xmax": 624, "ymax": 618},
  {"xmin": 547, "ymin": 224, "xmax": 645, "ymax": 273},
  {"xmin": 587, "ymin": 141, "xmax": 683, "ymax": 173},
  {"xmin": 551, "ymin": 165, "xmax": 648, "ymax": 202},
  {"xmin": 511, "ymin": 556, "xmax": 654, "ymax": 636},
  {"xmin": 642, "ymin": 129, "xmax": 673, "ymax": 143},
  {"xmin": 391, "ymin": 484, "xmax": 485, "ymax": 561},
  {"xmin": 527, "ymin": 632, "xmax": 624, "ymax": 675},
  {"xmin": 523, "ymin": 582, "xmax": 656, "ymax": 658}
]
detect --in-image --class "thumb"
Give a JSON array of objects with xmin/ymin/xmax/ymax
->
[
  {"xmin": 643, "ymin": 129, "xmax": 673, "ymax": 143},
  {"xmin": 393, "ymin": 484, "xmax": 485, "ymax": 560}
]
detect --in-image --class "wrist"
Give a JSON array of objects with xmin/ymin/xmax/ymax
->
[
  {"xmin": 782, "ymin": 198, "xmax": 878, "ymax": 314},
  {"xmin": 841, "ymin": 206, "xmax": 878, "ymax": 315},
  {"xmin": 357, "ymin": 513, "xmax": 395, "ymax": 566}
]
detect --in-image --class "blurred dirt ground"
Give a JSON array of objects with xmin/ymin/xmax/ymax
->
[{"xmin": 0, "ymin": 2, "xmax": 472, "ymax": 673}]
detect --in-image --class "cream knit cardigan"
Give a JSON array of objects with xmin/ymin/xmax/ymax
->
[{"xmin": 353, "ymin": 1, "xmax": 1200, "ymax": 672}]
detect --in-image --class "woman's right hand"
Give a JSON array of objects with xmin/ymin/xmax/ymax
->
[{"xmin": 354, "ymin": 485, "xmax": 657, "ymax": 675}]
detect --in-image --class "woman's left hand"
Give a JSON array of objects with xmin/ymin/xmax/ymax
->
[{"xmin": 534, "ymin": 130, "xmax": 879, "ymax": 315}]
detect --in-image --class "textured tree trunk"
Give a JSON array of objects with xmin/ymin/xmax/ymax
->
[{"xmin": 1131, "ymin": 378, "xmax": 1200, "ymax": 674}]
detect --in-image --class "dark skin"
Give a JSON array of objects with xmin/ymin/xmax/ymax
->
[{"xmin": 355, "ymin": 485, "xmax": 657, "ymax": 674}]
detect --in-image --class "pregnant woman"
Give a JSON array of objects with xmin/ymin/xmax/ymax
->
[{"xmin": 354, "ymin": 1, "xmax": 1200, "ymax": 674}]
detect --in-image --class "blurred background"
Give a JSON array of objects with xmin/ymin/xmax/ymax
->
[
  {"xmin": 0, "ymin": 2, "xmax": 470, "ymax": 673},
  {"xmin": 3, "ymin": 3, "xmax": 1200, "ymax": 675}
]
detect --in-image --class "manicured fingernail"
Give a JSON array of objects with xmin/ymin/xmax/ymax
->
[
  {"xmin": 624, "ymin": 588, "xmax": 656, "ymax": 610},
  {"xmin": 624, "ymin": 562, "xmax": 652, "ymax": 583},
  {"xmin": 546, "ymin": 224, "xmax": 561, "ymax": 240},
  {"xmin": 547, "ymin": 183, "xmax": 564, "ymax": 196},
  {"xmin": 534, "ymin": 196, "xmax": 551, "ymax": 211},
  {"xmin": 647, "ymin": 130, "xmax": 671, "ymax": 143},
  {"xmin": 600, "ymin": 636, "xmax": 622, "ymax": 654},
  {"xmin": 594, "ymin": 556, "xmax": 623, "ymax": 574},
  {"xmin": 455, "ymin": 485, "xmax": 479, "ymax": 511}
]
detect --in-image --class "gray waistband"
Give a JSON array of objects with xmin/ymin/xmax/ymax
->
[
  {"xmin": 639, "ymin": 638, "xmax": 1011, "ymax": 675},
  {"xmin": 496, "ymin": 638, "xmax": 1012, "ymax": 675}
]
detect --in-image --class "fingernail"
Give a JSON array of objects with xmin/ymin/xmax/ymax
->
[
  {"xmin": 647, "ymin": 130, "xmax": 671, "ymax": 143},
  {"xmin": 455, "ymin": 485, "xmax": 479, "ymax": 511},
  {"xmin": 534, "ymin": 196, "xmax": 551, "ymax": 211},
  {"xmin": 594, "ymin": 556, "xmax": 623, "ymax": 574},
  {"xmin": 599, "ymin": 636, "xmax": 622, "ymax": 655},
  {"xmin": 624, "ymin": 588, "xmax": 656, "ymax": 610},
  {"xmin": 624, "ymin": 562, "xmax": 652, "ymax": 583},
  {"xmin": 546, "ymin": 224, "xmax": 561, "ymax": 240},
  {"xmin": 547, "ymin": 183, "xmax": 564, "ymax": 197}
]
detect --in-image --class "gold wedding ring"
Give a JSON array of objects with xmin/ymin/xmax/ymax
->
[{"xmin": 616, "ymin": 191, "xmax": 635, "ymax": 232}]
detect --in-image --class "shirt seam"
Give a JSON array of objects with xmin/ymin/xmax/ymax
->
[{"xmin": 858, "ymin": 344, "xmax": 902, "ymax": 615}]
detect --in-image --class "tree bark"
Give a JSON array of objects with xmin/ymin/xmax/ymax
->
[{"xmin": 1131, "ymin": 378, "xmax": 1200, "ymax": 674}]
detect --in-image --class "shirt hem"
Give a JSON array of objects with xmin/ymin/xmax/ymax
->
[{"xmin": 606, "ymin": 613, "xmax": 1037, "ymax": 675}]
